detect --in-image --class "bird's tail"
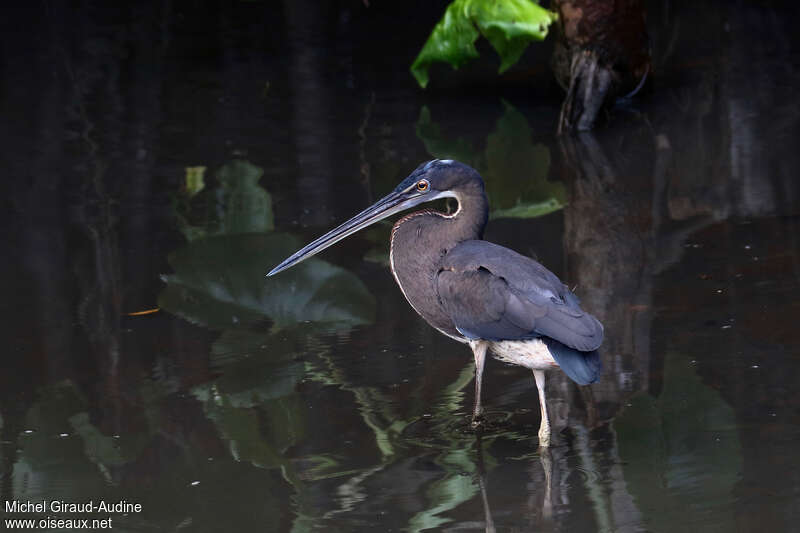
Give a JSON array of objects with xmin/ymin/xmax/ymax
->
[{"xmin": 543, "ymin": 337, "xmax": 602, "ymax": 385}]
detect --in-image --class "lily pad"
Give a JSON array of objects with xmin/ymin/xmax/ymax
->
[{"xmin": 159, "ymin": 233, "xmax": 376, "ymax": 332}]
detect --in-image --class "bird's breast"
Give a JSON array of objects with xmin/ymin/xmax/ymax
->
[{"xmin": 490, "ymin": 339, "xmax": 559, "ymax": 370}]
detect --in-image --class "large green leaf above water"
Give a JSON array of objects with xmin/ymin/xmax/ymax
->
[{"xmin": 411, "ymin": 0, "xmax": 557, "ymax": 88}]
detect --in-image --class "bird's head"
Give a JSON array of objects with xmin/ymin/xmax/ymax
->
[
  {"xmin": 267, "ymin": 159, "xmax": 482, "ymax": 276},
  {"xmin": 394, "ymin": 159, "xmax": 484, "ymax": 198}
]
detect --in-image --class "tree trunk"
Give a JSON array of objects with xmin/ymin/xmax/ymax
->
[{"xmin": 552, "ymin": 0, "xmax": 651, "ymax": 133}]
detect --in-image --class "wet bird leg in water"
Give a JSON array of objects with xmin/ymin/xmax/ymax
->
[
  {"xmin": 472, "ymin": 339, "xmax": 553, "ymax": 447},
  {"xmin": 470, "ymin": 340, "xmax": 489, "ymax": 427},
  {"xmin": 533, "ymin": 369, "xmax": 551, "ymax": 447}
]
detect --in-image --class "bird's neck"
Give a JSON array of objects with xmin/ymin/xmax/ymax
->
[
  {"xmin": 444, "ymin": 187, "xmax": 489, "ymax": 242},
  {"xmin": 388, "ymin": 187, "xmax": 488, "ymax": 340},
  {"xmin": 391, "ymin": 186, "xmax": 488, "ymax": 246}
]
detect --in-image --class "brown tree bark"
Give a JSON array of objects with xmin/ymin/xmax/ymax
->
[{"xmin": 552, "ymin": 0, "xmax": 651, "ymax": 133}]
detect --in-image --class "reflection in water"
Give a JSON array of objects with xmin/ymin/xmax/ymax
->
[
  {"xmin": 160, "ymin": 233, "xmax": 374, "ymax": 331},
  {"xmin": 1, "ymin": 1, "xmax": 800, "ymax": 531},
  {"xmin": 556, "ymin": 125, "xmax": 744, "ymax": 532},
  {"xmin": 417, "ymin": 103, "xmax": 566, "ymax": 220},
  {"xmin": 560, "ymin": 127, "xmax": 709, "ymax": 417},
  {"xmin": 615, "ymin": 351, "xmax": 742, "ymax": 530},
  {"xmin": 175, "ymin": 159, "xmax": 274, "ymax": 241},
  {"xmin": 165, "ymin": 158, "xmax": 374, "ymax": 328},
  {"xmin": 414, "ymin": 103, "xmax": 726, "ymax": 529},
  {"xmin": 162, "ymin": 159, "xmax": 383, "ymax": 527}
]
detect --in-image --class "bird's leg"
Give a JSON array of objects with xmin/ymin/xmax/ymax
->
[
  {"xmin": 533, "ymin": 369, "xmax": 551, "ymax": 447},
  {"xmin": 470, "ymin": 340, "xmax": 489, "ymax": 428}
]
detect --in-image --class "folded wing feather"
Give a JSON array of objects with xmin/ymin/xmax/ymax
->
[{"xmin": 436, "ymin": 240, "xmax": 603, "ymax": 352}]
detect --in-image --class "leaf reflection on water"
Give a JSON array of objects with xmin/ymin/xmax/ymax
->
[
  {"xmin": 160, "ymin": 233, "xmax": 375, "ymax": 332},
  {"xmin": 175, "ymin": 159, "xmax": 274, "ymax": 242},
  {"xmin": 158, "ymin": 154, "xmax": 571, "ymax": 530},
  {"xmin": 613, "ymin": 350, "xmax": 743, "ymax": 530},
  {"xmin": 416, "ymin": 102, "xmax": 566, "ymax": 220},
  {"xmin": 158, "ymin": 158, "xmax": 408, "ymax": 528}
]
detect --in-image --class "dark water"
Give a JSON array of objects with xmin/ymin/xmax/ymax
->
[{"xmin": 1, "ymin": 1, "xmax": 800, "ymax": 532}]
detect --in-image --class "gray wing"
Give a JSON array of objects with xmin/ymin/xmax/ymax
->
[{"xmin": 435, "ymin": 240, "xmax": 603, "ymax": 352}]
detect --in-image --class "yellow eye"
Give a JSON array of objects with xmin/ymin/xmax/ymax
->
[{"xmin": 417, "ymin": 179, "xmax": 430, "ymax": 192}]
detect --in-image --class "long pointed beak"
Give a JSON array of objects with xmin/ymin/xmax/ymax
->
[{"xmin": 267, "ymin": 189, "xmax": 427, "ymax": 276}]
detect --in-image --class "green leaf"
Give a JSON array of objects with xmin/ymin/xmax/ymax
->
[
  {"xmin": 415, "ymin": 106, "xmax": 477, "ymax": 166},
  {"xmin": 417, "ymin": 101, "xmax": 564, "ymax": 220},
  {"xmin": 411, "ymin": 0, "xmax": 557, "ymax": 87},
  {"xmin": 484, "ymin": 100, "xmax": 565, "ymax": 217},
  {"xmin": 489, "ymin": 198, "xmax": 564, "ymax": 219},
  {"xmin": 473, "ymin": 0, "xmax": 557, "ymax": 73},
  {"xmin": 217, "ymin": 159, "xmax": 274, "ymax": 235},
  {"xmin": 613, "ymin": 351, "xmax": 742, "ymax": 530},
  {"xmin": 159, "ymin": 233, "xmax": 376, "ymax": 332},
  {"xmin": 177, "ymin": 159, "xmax": 273, "ymax": 241},
  {"xmin": 184, "ymin": 166, "xmax": 207, "ymax": 196},
  {"xmin": 411, "ymin": 1, "xmax": 481, "ymax": 88}
]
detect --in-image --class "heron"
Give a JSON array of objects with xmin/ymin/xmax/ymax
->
[{"xmin": 268, "ymin": 160, "xmax": 603, "ymax": 447}]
